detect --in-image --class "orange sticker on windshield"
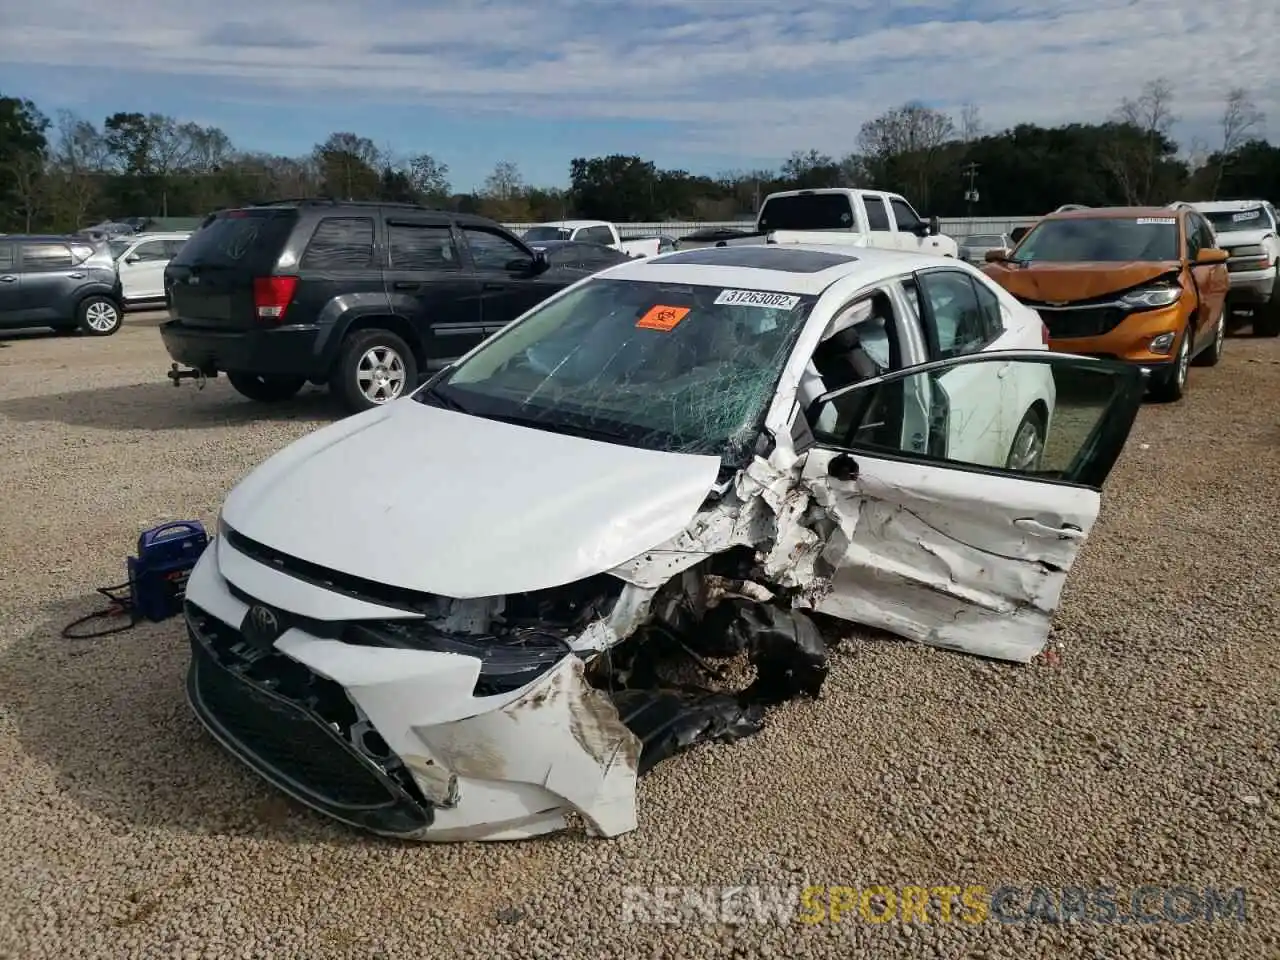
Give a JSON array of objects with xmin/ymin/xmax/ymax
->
[{"xmin": 636, "ymin": 305, "xmax": 690, "ymax": 331}]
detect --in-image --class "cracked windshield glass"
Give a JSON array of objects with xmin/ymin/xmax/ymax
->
[{"xmin": 420, "ymin": 278, "xmax": 816, "ymax": 460}]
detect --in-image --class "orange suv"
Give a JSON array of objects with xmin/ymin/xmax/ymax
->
[{"xmin": 982, "ymin": 206, "xmax": 1230, "ymax": 401}]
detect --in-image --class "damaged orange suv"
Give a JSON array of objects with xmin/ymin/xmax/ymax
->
[{"xmin": 982, "ymin": 206, "xmax": 1230, "ymax": 401}]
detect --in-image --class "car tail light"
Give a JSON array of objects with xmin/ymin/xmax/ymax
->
[{"xmin": 253, "ymin": 276, "xmax": 298, "ymax": 321}]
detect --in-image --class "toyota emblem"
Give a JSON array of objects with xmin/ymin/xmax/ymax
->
[{"xmin": 241, "ymin": 603, "xmax": 284, "ymax": 649}]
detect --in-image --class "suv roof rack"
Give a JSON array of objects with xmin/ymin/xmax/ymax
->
[
  {"xmin": 1052, "ymin": 203, "xmax": 1090, "ymax": 212},
  {"xmin": 245, "ymin": 197, "xmax": 449, "ymax": 211}
]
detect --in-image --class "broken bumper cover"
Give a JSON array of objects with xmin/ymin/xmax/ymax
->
[{"xmin": 182, "ymin": 546, "xmax": 640, "ymax": 842}]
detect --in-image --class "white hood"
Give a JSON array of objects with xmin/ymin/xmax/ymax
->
[
  {"xmin": 1215, "ymin": 228, "xmax": 1273, "ymax": 247},
  {"xmin": 220, "ymin": 399, "xmax": 722, "ymax": 599}
]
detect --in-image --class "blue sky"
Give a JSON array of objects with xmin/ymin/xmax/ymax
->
[{"xmin": 1, "ymin": 0, "xmax": 1276, "ymax": 192}]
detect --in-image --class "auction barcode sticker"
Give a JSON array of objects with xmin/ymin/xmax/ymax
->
[
  {"xmin": 1233, "ymin": 210, "xmax": 1261, "ymax": 221},
  {"xmin": 714, "ymin": 289, "xmax": 801, "ymax": 309},
  {"xmin": 1136, "ymin": 217, "xmax": 1176, "ymax": 224}
]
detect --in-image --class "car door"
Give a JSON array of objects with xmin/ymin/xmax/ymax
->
[
  {"xmin": 889, "ymin": 197, "xmax": 934, "ymax": 253},
  {"xmin": 383, "ymin": 216, "xmax": 485, "ymax": 368},
  {"xmin": 906, "ymin": 268, "xmax": 1013, "ymax": 466},
  {"xmin": 1192, "ymin": 213, "xmax": 1229, "ymax": 331},
  {"xmin": 0, "ymin": 242, "xmax": 22, "ymax": 325},
  {"xmin": 797, "ymin": 350, "xmax": 1146, "ymax": 662},
  {"xmin": 117, "ymin": 238, "xmax": 171, "ymax": 301},
  {"xmin": 15, "ymin": 241, "xmax": 81, "ymax": 323},
  {"xmin": 861, "ymin": 194, "xmax": 899, "ymax": 251},
  {"xmin": 458, "ymin": 225, "xmax": 556, "ymax": 335}
]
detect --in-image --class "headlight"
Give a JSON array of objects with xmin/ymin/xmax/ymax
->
[
  {"xmin": 344, "ymin": 621, "xmax": 572, "ymax": 697},
  {"xmin": 1231, "ymin": 245, "xmax": 1265, "ymax": 258},
  {"xmin": 1120, "ymin": 283, "xmax": 1181, "ymax": 309}
]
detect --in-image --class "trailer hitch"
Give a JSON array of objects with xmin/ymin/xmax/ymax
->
[{"xmin": 167, "ymin": 363, "xmax": 212, "ymax": 390}]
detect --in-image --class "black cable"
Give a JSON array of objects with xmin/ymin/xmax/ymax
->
[{"xmin": 61, "ymin": 582, "xmax": 141, "ymax": 640}]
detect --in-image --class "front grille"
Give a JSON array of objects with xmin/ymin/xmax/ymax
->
[
  {"xmin": 1037, "ymin": 306, "xmax": 1127, "ymax": 339},
  {"xmin": 1228, "ymin": 258, "xmax": 1269, "ymax": 273},
  {"xmin": 185, "ymin": 602, "xmax": 433, "ymax": 835}
]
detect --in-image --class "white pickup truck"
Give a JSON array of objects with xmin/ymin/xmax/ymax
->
[
  {"xmin": 677, "ymin": 188, "xmax": 959, "ymax": 258},
  {"xmin": 1183, "ymin": 199, "xmax": 1280, "ymax": 336},
  {"xmin": 521, "ymin": 220, "xmax": 662, "ymax": 259}
]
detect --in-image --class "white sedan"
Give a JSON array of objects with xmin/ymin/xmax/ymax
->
[{"xmin": 182, "ymin": 244, "xmax": 1147, "ymax": 844}]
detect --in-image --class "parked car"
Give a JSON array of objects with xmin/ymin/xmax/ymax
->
[
  {"xmin": 983, "ymin": 205, "xmax": 1230, "ymax": 402},
  {"xmin": 107, "ymin": 232, "xmax": 191, "ymax": 309},
  {"xmin": 161, "ymin": 200, "xmax": 603, "ymax": 413},
  {"xmin": 959, "ymin": 232, "xmax": 1011, "ymax": 265},
  {"xmin": 523, "ymin": 239, "xmax": 634, "ymax": 272},
  {"xmin": 674, "ymin": 188, "xmax": 960, "ymax": 258},
  {"xmin": 1176, "ymin": 200, "xmax": 1280, "ymax": 336},
  {"xmin": 183, "ymin": 243, "xmax": 1146, "ymax": 843},
  {"xmin": 521, "ymin": 220, "xmax": 662, "ymax": 258},
  {"xmin": 0, "ymin": 235, "xmax": 124, "ymax": 335}
]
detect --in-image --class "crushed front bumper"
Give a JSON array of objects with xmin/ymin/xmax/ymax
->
[{"xmin": 182, "ymin": 543, "xmax": 640, "ymax": 841}]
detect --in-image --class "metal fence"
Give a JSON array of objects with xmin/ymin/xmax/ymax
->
[{"xmin": 502, "ymin": 216, "xmax": 1042, "ymax": 240}]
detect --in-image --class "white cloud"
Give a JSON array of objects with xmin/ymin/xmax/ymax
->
[{"xmin": 2, "ymin": 0, "xmax": 1276, "ymax": 159}]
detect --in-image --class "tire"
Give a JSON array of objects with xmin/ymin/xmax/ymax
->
[
  {"xmin": 77, "ymin": 296, "xmax": 122, "ymax": 336},
  {"xmin": 225, "ymin": 371, "xmax": 306, "ymax": 402},
  {"xmin": 1005, "ymin": 408, "xmax": 1046, "ymax": 472},
  {"xmin": 330, "ymin": 329, "xmax": 418, "ymax": 414},
  {"xmin": 1191, "ymin": 308, "xmax": 1225, "ymax": 367},
  {"xmin": 1149, "ymin": 324, "xmax": 1192, "ymax": 403},
  {"xmin": 1252, "ymin": 269, "xmax": 1280, "ymax": 337}
]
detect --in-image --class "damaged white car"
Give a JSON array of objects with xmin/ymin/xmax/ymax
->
[{"xmin": 184, "ymin": 244, "xmax": 1147, "ymax": 842}]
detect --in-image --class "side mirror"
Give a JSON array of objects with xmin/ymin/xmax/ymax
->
[
  {"xmin": 929, "ymin": 215, "xmax": 941, "ymax": 236},
  {"xmin": 124, "ymin": 256, "xmax": 140, "ymax": 265},
  {"xmin": 985, "ymin": 248, "xmax": 1010, "ymax": 263},
  {"xmin": 1195, "ymin": 248, "xmax": 1228, "ymax": 265}
]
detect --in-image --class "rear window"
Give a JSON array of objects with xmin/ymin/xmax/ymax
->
[
  {"xmin": 170, "ymin": 210, "xmax": 297, "ymax": 269},
  {"xmin": 758, "ymin": 194, "xmax": 858, "ymax": 232}
]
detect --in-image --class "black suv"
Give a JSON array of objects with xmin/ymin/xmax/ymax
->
[
  {"xmin": 161, "ymin": 200, "xmax": 594, "ymax": 413},
  {"xmin": 0, "ymin": 236, "xmax": 124, "ymax": 336}
]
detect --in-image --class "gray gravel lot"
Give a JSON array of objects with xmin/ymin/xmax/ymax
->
[{"xmin": 0, "ymin": 313, "xmax": 1277, "ymax": 959}]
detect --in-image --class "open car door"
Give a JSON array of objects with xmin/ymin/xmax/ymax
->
[{"xmin": 797, "ymin": 350, "xmax": 1146, "ymax": 662}]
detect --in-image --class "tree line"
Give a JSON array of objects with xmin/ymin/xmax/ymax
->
[{"xmin": 0, "ymin": 78, "xmax": 1276, "ymax": 234}]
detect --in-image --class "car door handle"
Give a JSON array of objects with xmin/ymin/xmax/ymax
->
[
  {"xmin": 67, "ymin": 272, "xmax": 86, "ymax": 279},
  {"xmin": 0, "ymin": 276, "xmax": 15, "ymax": 283},
  {"xmin": 392, "ymin": 281, "xmax": 421, "ymax": 290},
  {"xmin": 1014, "ymin": 518, "xmax": 1085, "ymax": 540}
]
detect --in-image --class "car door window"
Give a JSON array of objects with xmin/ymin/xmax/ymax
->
[
  {"xmin": 1195, "ymin": 216, "xmax": 1216, "ymax": 252},
  {"xmin": 129, "ymin": 240, "xmax": 170, "ymax": 262},
  {"xmin": 164, "ymin": 239, "xmax": 188, "ymax": 257},
  {"xmin": 20, "ymin": 243, "xmax": 75, "ymax": 270},
  {"xmin": 302, "ymin": 217, "xmax": 375, "ymax": 269},
  {"xmin": 578, "ymin": 226, "xmax": 614, "ymax": 245},
  {"xmin": 462, "ymin": 227, "xmax": 530, "ymax": 271},
  {"xmin": 0, "ymin": 243, "xmax": 14, "ymax": 271},
  {"xmin": 864, "ymin": 197, "xmax": 892, "ymax": 231},
  {"xmin": 971, "ymin": 275, "xmax": 1005, "ymax": 342},
  {"xmin": 387, "ymin": 223, "xmax": 460, "ymax": 271},
  {"xmin": 1183, "ymin": 216, "xmax": 1200, "ymax": 260},
  {"xmin": 915, "ymin": 270, "xmax": 988, "ymax": 358},
  {"xmin": 813, "ymin": 354, "xmax": 1144, "ymax": 486},
  {"xmin": 890, "ymin": 198, "xmax": 925, "ymax": 233}
]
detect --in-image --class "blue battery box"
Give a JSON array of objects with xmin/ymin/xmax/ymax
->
[{"xmin": 126, "ymin": 521, "xmax": 209, "ymax": 622}]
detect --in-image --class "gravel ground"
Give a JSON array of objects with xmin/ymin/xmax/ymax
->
[{"xmin": 0, "ymin": 314, "xmax": 1276, "ymax": 959}]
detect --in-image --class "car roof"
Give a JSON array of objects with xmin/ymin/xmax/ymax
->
[
  {"xmin": 1044, "ymin": 206, "xmax": 1184, "ymax": 221},
  {"xmin": 600, "ymin": 244, "xmax": 961, "ymax": 296},
  {"xmin": 2, "ymin": 234, "xmax": 100, "ymax": 243},
  {"xmin": 226, "ymin": 200, "xmax": 507, "ymax": 230},
  {"xmin": 1189, "ymin": 199, "xmax": 1268, "ymax": 212},
  {"xmin": 122, "ymin": 232, "xmax": 190, "ymax": 240}
]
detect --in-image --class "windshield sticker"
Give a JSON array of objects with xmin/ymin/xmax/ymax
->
[
  {"xmin": 636, "ymin": 305, "xmax": 691, "ymax": 331},
  {"xmin": 1136, "ymin": 217, "xmax": 1176, "ymax": 224},
  {"xmin": 714, "ymin": 289, "xmax": 802, "ymax": 309},
  {"xmin": 1232, "ymin": 210, "xmax": 1261, "ymax": 222}
]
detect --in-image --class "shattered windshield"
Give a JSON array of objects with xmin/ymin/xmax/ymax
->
[
  {"xmin": 1202, "ymin": 207, "xmax": 1272, "ymax": 233},
  {"xmin": 419, "ymin": 278, "xmax": 816, "ymax": 462},
  {"xmin": 523, "ymin": 227, "xmax": 573, "ymax": 242},
  {"xmin": 1011, "ymin": 216, "xmax": 1179, "ymax": 263}
]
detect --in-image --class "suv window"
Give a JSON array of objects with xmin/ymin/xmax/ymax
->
[
  {"xmin": 916, "ymin": 270, "xmax": 989, "ymax": 358},
  {"xmin": 20, "ymin": 242, "xmax": 76, "ymax": 270},
  {"xmin": 864, "ymin": 197, "xmax": 891, "ymax": 231},
  {"xmin": 301, "ymin": 217, "xmax": 375, "ymax": 270},
  {"xmin": 171, "ymin": 210, "xmax": 297, "ymax": 270},
  {"xmin": 387, "ymin": 222, "xmax": 459, "ymax": 271},
  {"xmin": 972, "ymin": 276, "xmax": 1004, "ymax": 342},
  {"xmin": 1195, "ymin": 215, "xmax": 1216, "ymax": 252},
  {"xmin": 890, "ymin": 198, "xmax": 925, "ymax": 232},
  {"xmin": 577, "ymin": 225, "xmax": 614, "ymax": 245},
  {"xmin": 462, "ymin": 227, "xmax": 529, "ymax": 271},
  {"xmin": 129, "ymin": 240, "xmax": 171, "ymax": 262},
  {"xmin": 1183, "ymin": 214, "xmax": 1201, "ymax": 260},
  {"xmin": 163, "ymin": 238, "xmax": 188, "ymax": 257},
  {"xmin": 0, "ymin": 243, "xmax": 12, "ymax": 270}
]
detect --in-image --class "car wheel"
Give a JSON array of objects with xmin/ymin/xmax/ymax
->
[
  {"xmin": 1252, "ymin": 268, "xmax": 1280, "ymax": 337},
  {"xmin": 1005, "ymin": 408, "xmax": 1046, "ymax": 472},
  {"xmin": 225, "ymin": 371, "xmax": 307, "ymax": 402},
  {"xmin": 1192, "ymin": 309, "xmax": 1225, "ymax": 367},
  {"xmin": 1149, "ymin": 324, "xmax": 1192, "ymax": 403},
  {"xmin": 332, "ymin": 329, "xmax": 419, "ymax": 414},
  {"xmin": 77, "ymin": 296, "xmax": 122, "ymax": 336}
]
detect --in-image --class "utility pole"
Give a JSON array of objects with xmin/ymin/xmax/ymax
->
[{"xmin": 962, "ymin": 162, "xmax": 980, "ymax": 217}]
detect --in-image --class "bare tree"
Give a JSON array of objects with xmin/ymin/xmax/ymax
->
[
  {"xmin": 1212, "ymin": 87, "xmax": 1265, "ymax": 198},
  {"xmin": 857, "ymin": 102, "xmax": 955, "ymax": 206},
  {"xmin": 959, "ymin": 102, "xmax": 983, "ymax": 143},
  {"xmin": 46, "ymin": 111, "xmax": 107, "ymax": 228},
  {"xmin": 482, "ymin": 160, "xmax": 523, "ymax": 200},
  {"xmin": 1109, "ymin": 78, "xmax": 1177, "ymax": 203},
  {"xmin": 8, "ymin": 150, "xmax": 46, "ymax": 231},
  {"xmin": 407, "ymin": 153, "xmax": 450, "ymax": 201}
]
